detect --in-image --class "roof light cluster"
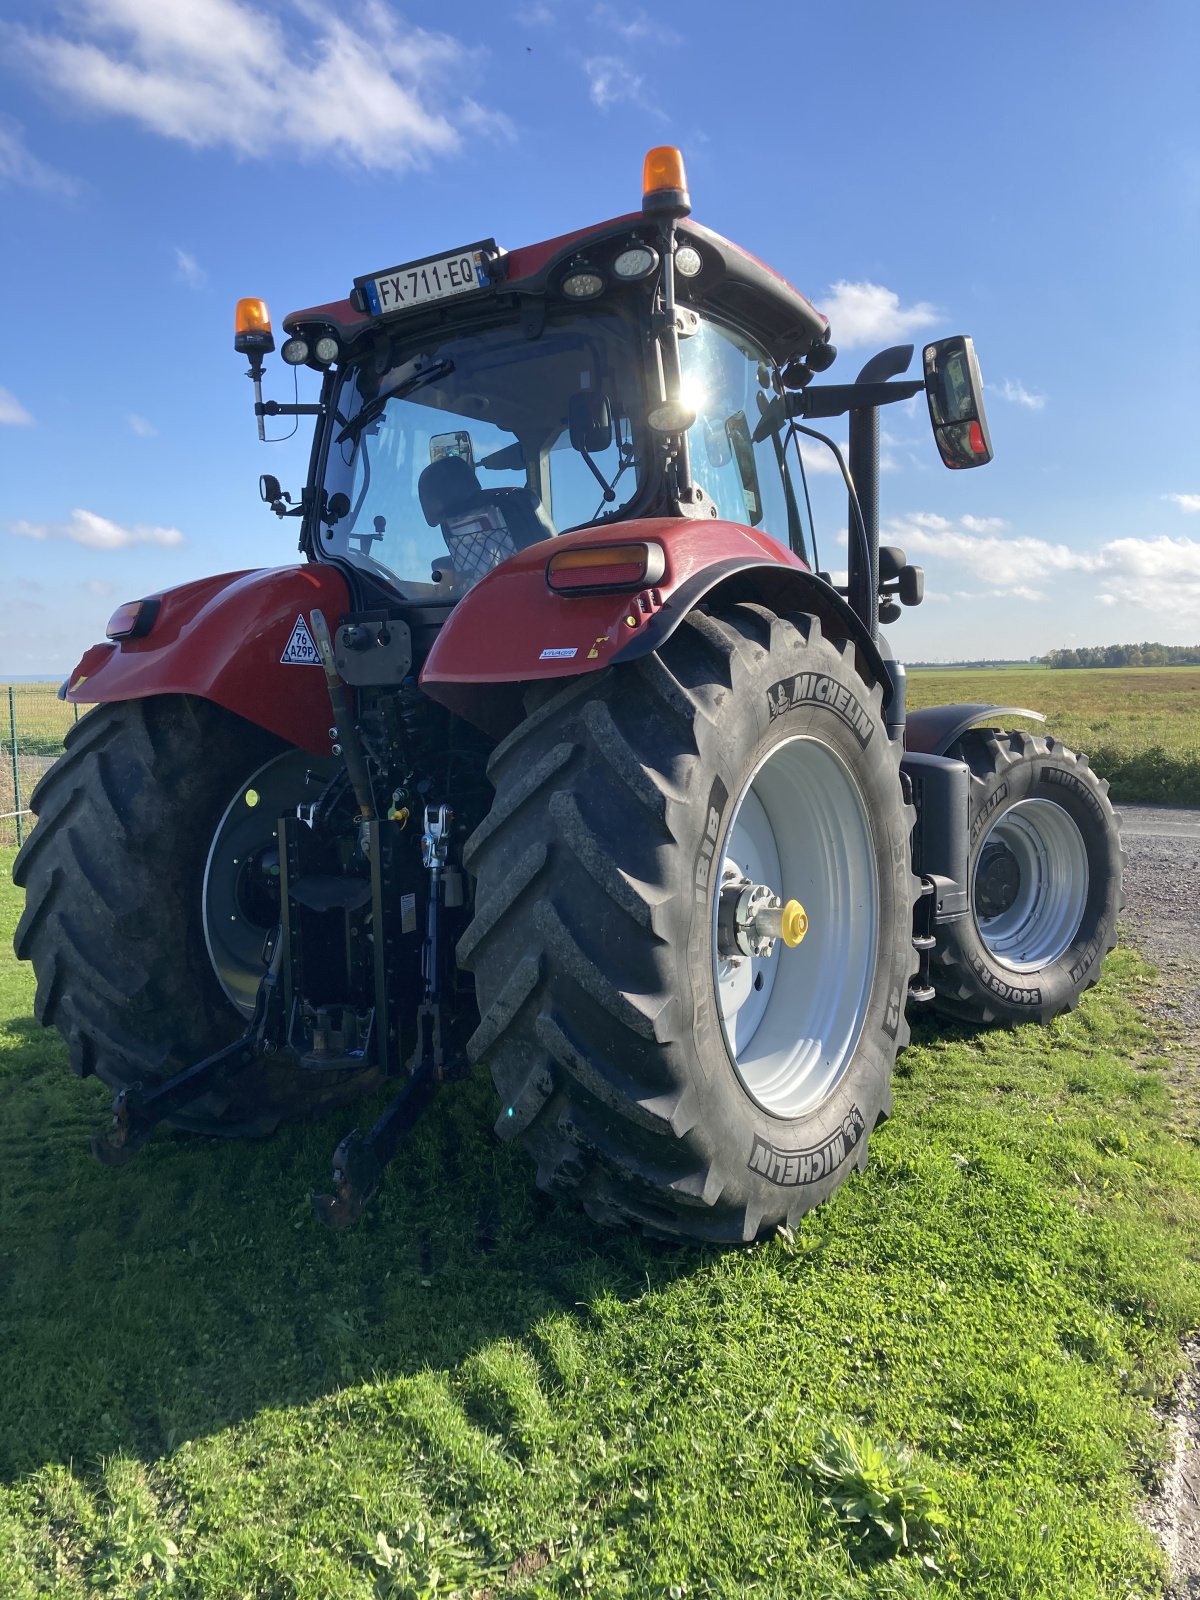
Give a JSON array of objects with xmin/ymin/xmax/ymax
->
[
  {"xmin": 559, "ymin": 235, "xmax": 699, "ymax": 302},
  {"xmin": 281, "ymin": 332, "xmax": 341, "ymax": 368}
]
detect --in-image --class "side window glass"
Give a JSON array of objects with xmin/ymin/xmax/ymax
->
[{"xmin": 679, "ymin": 320, "xmax": 805, "ymax": 556}]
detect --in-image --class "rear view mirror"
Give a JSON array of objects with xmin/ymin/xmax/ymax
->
[
  {"xmin": 430, "ymin": 430, "xmax": 474, "ymax": 466},
  {"xmin": 923, "ymin": 336, "xmax": 993, "ymax": 469},
  {"xmin": 568, "ymin": 391, "xmax": 613, "ymax": 454}
]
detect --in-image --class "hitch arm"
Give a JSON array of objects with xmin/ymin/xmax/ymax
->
[
  {"xmin": 90, "ymin": 934, "xmax": 286, "ymax": 1165},
  {"xmin": 90, "ymin": 1034, "xmax": 263, "ymax": 1166}
]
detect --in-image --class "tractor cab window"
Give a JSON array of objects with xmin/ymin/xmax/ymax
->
[
  {"xmin": 319, "ymin": 310, "xmax": 647, "ymax": 597},
  {"xmin": 679, "ymin": 318, "xmax": 809, "ymax": 561}
]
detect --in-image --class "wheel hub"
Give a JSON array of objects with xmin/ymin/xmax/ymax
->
[
  {"xmin": 716, "ymin": 877, "xmax": 808, "ymax": 960},
  {"xmin": 975, "ymin": 842, "xmax": 1020, "ymax": 918}
]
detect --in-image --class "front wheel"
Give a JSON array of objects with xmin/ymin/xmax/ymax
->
[
  {"xmin": 459, "ymin": 605, "xmax": 918, "ymax": 1242},
  {"xmin": 929, "ymin": 729, "xmax": 1124, "ymax": 1025}
]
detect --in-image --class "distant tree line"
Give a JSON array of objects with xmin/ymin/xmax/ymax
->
[{"xmin": 1040, "ymin": 643, "xmax": 1200, "ymax": 668}]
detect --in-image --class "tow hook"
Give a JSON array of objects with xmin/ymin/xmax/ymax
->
[{"xmin": 717, "ymin": 879, "xmax": 808, "ymax": 960}]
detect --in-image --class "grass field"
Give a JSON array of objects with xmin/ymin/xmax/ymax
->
[
  {"xmin": 908, "ymin": 665, "xmax": 1200, "ymax": 805},
  {"xmin": 3, "ymin": 850, "xmax": 1200, "ymax": 1598}
]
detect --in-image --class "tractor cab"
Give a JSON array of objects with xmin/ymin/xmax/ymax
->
[{"xmin": 240, "ymin": 148, "xmax": 839, "ymax": 607}]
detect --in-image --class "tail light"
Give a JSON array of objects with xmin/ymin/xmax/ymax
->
[
  {"xmin": 546, "ymin": 542, "xmax": 666, "ymax": 594},
  {"xmin": 106, "ymin": 598, "xmax": 160, "ymax": 640}
]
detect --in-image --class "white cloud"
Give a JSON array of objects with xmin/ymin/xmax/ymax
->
[
  {"xmin": 591, "ymin": 4, "xmax": 680, "ymax": 44},
  {"xmin": 127, "ymin": 412, "xmax": 157, "ymax": 436},
  {"xmin": 584, "ymin": 54, "xmax": 646, "ymax": 108},
  {"xmin": 11, "ymin": 0, "xmax": 508, "ymax": 171},
  {"xmin": 994, "ymin": 377, "xmax": 1047, "ymax": 411},
  {"xmin": 1165, "ymin": 493, "xmax": 1200, "ymax": 513},
  {"xmin": 0, "ymin": 386, "xmax": 33, "ymax": 425},
  {"xmin": 816, "ymin": 282, "xmax": 939, "ymax": 349},
  {"xmin": 173, "ymin": 247, "xmax": 205, "ymax": 289},
  {"xmin": 9, "ymin": 508, "xmax": 185, "ymax": 549},
  {"xmin": 888, "ymin": 513, "xmax": 1200, "ymax": 620},
  {"xmin": 84, "ymin": 578, "xmax": 116, "ymax": 596},
  {"xmin": 799, "ymin": 438, "xmax": 848, "ymax": 476},
  {"xmin": 0, "ymin": 114, "xmax": 77, "ymax": 195},
  {"xmin": 515, "ymin": 1, "xmax": 557, "ymax": 22}
]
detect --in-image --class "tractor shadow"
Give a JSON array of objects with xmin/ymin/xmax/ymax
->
[{"xmin": 0, "ymin": 1017, "xmax": 707, "ymax": 1483}]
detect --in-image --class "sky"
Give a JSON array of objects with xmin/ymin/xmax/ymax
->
[{"xmin": 0, "ymin": 0, "xmax": 1197, "ymax": 673}]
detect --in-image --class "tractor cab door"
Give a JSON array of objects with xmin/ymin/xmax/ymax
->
[{"xmin": 677, "ymin": 316, "xmax": 812, "ymax": 563}]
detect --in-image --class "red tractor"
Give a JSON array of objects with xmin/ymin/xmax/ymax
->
[{"xmin": 13, "ymin": 149, "xmax": 1123, "ymax": 1240}]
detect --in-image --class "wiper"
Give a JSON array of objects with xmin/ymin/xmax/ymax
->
[{"xmin": 335, "ymin": 360, "xmax": 456, "ymax": 444}]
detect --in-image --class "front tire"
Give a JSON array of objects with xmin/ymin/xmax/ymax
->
[
  {"xmin": 459, "ymin": 605, "xmax": 917, "ymax": 1242},
  {"xmin": 928, "ymin": 729, "xmax": 1124, "ymax": 1025}
]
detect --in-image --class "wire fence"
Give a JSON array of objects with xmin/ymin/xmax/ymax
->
[{"xmin": 1, "ymin": 684, "xmax": 86, "ymax": 849}]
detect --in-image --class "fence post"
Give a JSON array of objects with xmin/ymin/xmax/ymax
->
[{"xmin": 8, "ymin": 686, "xmax": 21, "ymax": 849}]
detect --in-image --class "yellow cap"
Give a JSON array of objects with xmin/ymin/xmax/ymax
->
[
  {"xmin": 642, "ymin": 146, "xmax": 691, "ymax": 217},
  {"xmin": 780, "ymin": 900, "xmax": 808, "ymax": 948}
]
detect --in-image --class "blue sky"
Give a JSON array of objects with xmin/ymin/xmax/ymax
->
[{"xmin": 1, "ymin": 0, "xmax": 1197, "ymax": 672}]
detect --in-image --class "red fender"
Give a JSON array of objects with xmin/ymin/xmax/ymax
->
[
  {"xmin": 64, "ymin": 565, "xmax": 350, "ymax": 756},
  {"xmin": 417, "ymin": 518, "xmax": 867, "ymax": 734}
]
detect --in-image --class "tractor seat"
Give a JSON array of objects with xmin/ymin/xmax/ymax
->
[{"xmin": 417, "ymin": 456, "xmax": 555, "ymax": 552}]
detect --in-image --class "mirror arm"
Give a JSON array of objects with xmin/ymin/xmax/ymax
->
[
  {"xmin": 792, "ymin": 379, "xmax": 925, "ymax": 420},
  {"xmin": 578, "ymin": 447, "xmax": 617, "ymax": 502},
  {"xmin": 255, "ymin": 402, "xmax": 325, "ymax": 417}
]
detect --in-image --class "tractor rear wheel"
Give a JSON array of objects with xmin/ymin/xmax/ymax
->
[
  {"xmin": 928, "ymin": 729, "xmax": 1124, "ymax": 1025},
  {"xmin": 459, "ymin": 604, "xmax": 918, "ymax": 1242},
  {"xmin": 12, "ymin": 694, "xmax": 369, "ymax": 1133}
]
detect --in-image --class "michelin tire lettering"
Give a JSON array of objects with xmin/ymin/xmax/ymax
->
[
  {"xmin": 766, "ymin": 673, "xmax": 874, "ymax": 747},
  {"xmin": 747, "ymin": 1107, "xmax": 867, "ymax": 1187}
]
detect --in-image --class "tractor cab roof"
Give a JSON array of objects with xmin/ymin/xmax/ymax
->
[{"xmin": 283, "ymin": 213, "xmax": 832, "ymax": 371}]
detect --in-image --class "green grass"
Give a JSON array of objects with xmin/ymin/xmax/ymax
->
[
  {"xmin": 2, "ymin": 847, "xmax": 1200, "ymax": 1598},
  {"xmin": 908, "ymin": 665, "xmax": 1200, "ymax": 805}
]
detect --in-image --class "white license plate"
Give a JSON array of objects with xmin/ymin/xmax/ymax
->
[{"xmin": 359, "ymin": 244, "xmax": 493, "ymax": 318}]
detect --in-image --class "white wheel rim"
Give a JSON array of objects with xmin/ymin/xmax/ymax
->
[
  {"xmin": 712, "ymin": 735, "xmax": 880, "ymax": 1118},
  {"xmin": 973, "ymin": 797, "xmax": 1088, "ymax": 970}
]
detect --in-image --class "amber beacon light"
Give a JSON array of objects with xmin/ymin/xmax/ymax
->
[
  {"xmin": 234, "ymin": 297, "xmax": 275, "ymax": 355},
  {"xmin": 642, "ymin": 146, "xmax": 691, "ymax": 218}
]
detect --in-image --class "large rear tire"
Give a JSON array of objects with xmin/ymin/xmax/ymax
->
[
  {"xmin": 459, "ymin": 605, "xmax": 918, "ymax": 1242},
  {"xmin": 12, "ymin": 695, "xmax": 371, "ymax": 1133},
  {"xmin": 928, "ymin": 729, "xmax": 1124, "ymax": 1025}
]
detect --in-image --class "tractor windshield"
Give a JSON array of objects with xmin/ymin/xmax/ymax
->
[{"xmin": 318, "ymin": 308, "xmax": 650, "ymax": 596}]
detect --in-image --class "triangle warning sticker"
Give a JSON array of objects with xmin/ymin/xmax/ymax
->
[{"xmin": 281, "ymin": 614, "xmax": 321, "ymax": 665}]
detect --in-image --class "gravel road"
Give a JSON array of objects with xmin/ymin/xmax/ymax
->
[
  {"xmin": 1120, "ymin": 806, "xmax": 1200, "ymax": 1037},
  {"xmin": 1120, "ymin": 806, "xmax": 1200, "ymax": 1597}
]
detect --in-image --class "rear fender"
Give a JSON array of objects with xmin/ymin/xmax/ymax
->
[
  {"xmin": 63, "ymin": 565, "xmax": 351, "ymax": 755},
  {"xmin": 420, "ymin": 518, "xmax": 884, "ymax": 735},
  {"xmin": 905, "ymin": 703, "xmax": 1045, "ymax": 756}
]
